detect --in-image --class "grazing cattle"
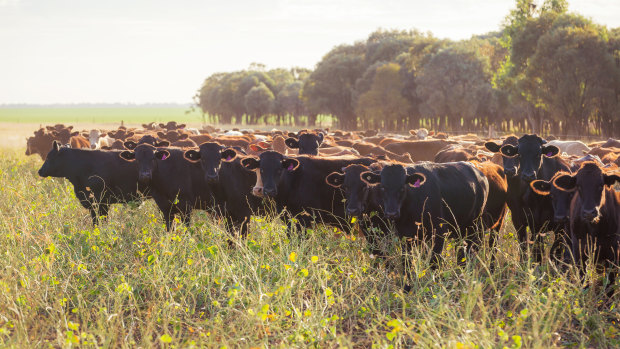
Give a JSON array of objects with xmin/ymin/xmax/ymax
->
[
  {"xmin": 601, "ymin": 138, "xmax": 620, "ymax": 149},
  {"xmin": 69, "ymin": 135, "xmax": 91, "ymax": 149},
  {"xmin": 434, "ymin": 146, "xmax": 473, "ymax": 163},
  {"xmin": 325, "ymin": 163, "xmax": 392, "ymax": 257},
  {"xmin": 553, "ymin": 162, "xmax": 620, "ymax": 291},
  {"xmin": 547, "ymin": 140, "xmax": 590, "ymax": 156},
  {"xmin": 123, "ymin": 135, "xmax": 170, "ymax": 149},
  {"xmin": 485, "ymin": 134, "xmax": 569, "ymax": 261},
  {"xmin": 119, "ymin": 144, "xmax": 216, "ymax": 230},
  {"xmin": 88, "ymin": 129, "xmax": 114, "ymax": 149},
  {"xmin": 159, "ymin": 121, "xmax": 186, "ymax": 131},
  {"xmin": 26, "ymin": 128, "xmax": 55, "ymax": 160},
  {"xmin": 384, "ymin": 140, "xmax": 455, "ymax": 161},
  {"xmin": 240, "ymin": 151, "xmax": 374, "ymax": 232},
  {"xmin": 351, "ymin": 142, "xmax": 414, "ymax": 163},
  {"xmin": 285, "ymin": 132, "xmax": 324, "ymax": 155},
  {"xmin": 409, "ymin": 128, "xmax": 429, "ymax": 140},
  {"xmin": 360, "ymin": 162, "xmax": 489, "ymax": 264},
  {"xmin": 38, "ymin": 141, "xmax": 145, "ymax": 224},
  {"xmin": 184, "ymin": 142, "xmax": 262, "ymax": 236},
  {"xmin": 107, "ymin": 129, "xmax": 135, "ymax": 141},
  {"xmin": 530, "ymin": 171, "xmax": 576, "ymax": 262},
  {"xmin": 469, "ymin": 160, "xmax": 509, "ymax": 236}
]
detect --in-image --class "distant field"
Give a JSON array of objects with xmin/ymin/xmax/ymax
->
[{"xmin": 0, "ymin": 107, "xmax": 206, "ymax": 124}]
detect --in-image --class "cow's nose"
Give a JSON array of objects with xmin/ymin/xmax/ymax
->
[
  {"xmin": 522, "ymin": 172, "xmax": 536, "ymax": 182},
  {"xmin": 252, "ymin": 186, "xmax": 263, "ymax": 197},
  {"xmin": 205, "ymin": 174, "xmax": 219, "ymax": 183},
  {"xmin": 263, "ymin": 188, "xmax": 277, "ymax": 197},
  {"xmin": 554, "ymin": 215, "xmax": 569, "ymax": 224},
  {"xmin": 385, "ymin": 211, "xmax": 400, "ymax": 220},
  {"xmin": 582, "ymin": 209, "xmax": 598, "ymax": 221}
]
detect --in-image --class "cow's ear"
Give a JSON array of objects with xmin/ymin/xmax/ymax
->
[
  {"xmin": 360, "ymin": 171, "xmax": 381, "ymax": 185},
  {"xmin": 257, "ymin": 141, "xmax": 270, "ymax": 149},
  {"xmin": 282, "ymin": 158, "xmax": 300, "ymax": 171},
  {"xmin": 530, "ymin": 180, "xmax": 551, "ymax": 196},
  {"xmin": 154, "ymin": 140, "xmax": 170, "ymax": 147},
  {"xmin": 484, "ymin": 142, "xmax": 501, "ymax": 153},
  {"xmin": 325, "ymin": 172, "xmax": 345, "ymax": 188},
  {"xmin": 81, "ymin": 132, "xmax": 88, "ymax": 138},
  {"xmin": 71, "ymin": 131, "xmax": 79, "ymax": 137},
  {"xmin": 553, "ymin": 174, "xmax": 576, "ymax": 192},
  {"xmin": 107, "ymin": 131, "xmax": 116, "ymax": 138},
  {"xmin": 604, "ymin": 174, "xmax": 620, "ymax": 186},
  {"xmin": 221, "ymin": 148, "xmax": 237, "ymax": 162},
  {"xmin": 285, "ymin": 137, "xmax": 299, "ymax": 149},
  {"xmin": 157, "ymin": 131, "xmax": 166, "ymax": 139},
  {"xmin": 240, "ymin": 157, "xmax": 260, "ymax": 170},
  {"xmin": 288, "ymin": 132, "xmax": 297, "ymax": 138},
  {"xmin": 179, "ymin": 133, "xmax": 189, "ymax": 140},
  {"xmin": 542, "ymin": 145, "xmax": 560, "ymax": 158},
  {"xmin": 119, "ymin": 150, "xmax": 135, "ymax": 161},
  {"xmin": 158, "ymin": 123, "xmax": 165, "ymax": 128},
  {"xmin": 52, "ymin": 140, "xmax": 61, "ymax": 152},
  {"xmin": 184, "ymin": 149, "xmax": 201, "ymax": 162},
  {"xmin": 500, "ymin": 144, "xmax": 518, "ymax": 158},
  {"xmin": 178, "ymin": 124, "xmax": 186, "ymax": 129},
  {"xmin": 406, "ymin": 173, "xmax": 426, "ymax": 188},
  {"xmin": 126, "ymin": 132, "xmax": 135, "ymax": 138},
  {"xmin": 124, "ymin": 141, "xmax": 138, "ymax": 150},
  {"xmin": 155, "ymin": 150, "xmax": 170, "ymax": 160}
]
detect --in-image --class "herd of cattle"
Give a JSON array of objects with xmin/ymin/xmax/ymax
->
[{"xmin": 26, "ymin": 122, "xmax": 620, "ymax": 289}]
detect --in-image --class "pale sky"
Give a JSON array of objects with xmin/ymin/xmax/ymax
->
[{"xmin": 1, "ymin": 0, "xmax": 618, "ymax": 104}]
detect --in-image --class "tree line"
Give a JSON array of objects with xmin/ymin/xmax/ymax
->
[{"xmin": 195, "ymin": 0, "xmax": 620, "ymax": 138}]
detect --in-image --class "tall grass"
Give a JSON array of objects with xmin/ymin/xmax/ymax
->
[{"xmin": 0, "ymin": 150, "xmax": 618, "ymax": 347}]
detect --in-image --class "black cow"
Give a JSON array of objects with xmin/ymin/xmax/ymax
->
[
  {"xmin": 485, "ymin": 134, "xmax": 569, "ymax": 261},
  {"xmin": 38, "ymin": 141, "xmax": 145, "ymax": 225},
  {"xmin": 119, "ymin": 144, "xmax": 217, "ymax": 231},
  {"xmin": 530, "ymin": 171, "xmax": 576, "ymax": 262},
  {"xmin": 360, "ymin": 162, "xmax": 489, "ymax": 264},
  {"xmin": 285, "ymin": 132, "xmax": 324, "ymax": 155},
  {"xmin": 325, "ymin": 163, "xmax": 387, "ymax": 256},
  {"xmin": 239, "ymin": 151, "xmax": 374, "ymax": 233},
  {"xmin": 553, "ymin": 162, "xmax": 620, "ymax": 292},
  {"xmin": 184, "ymin": 142, "xmax": 261, "ymax": 237}
]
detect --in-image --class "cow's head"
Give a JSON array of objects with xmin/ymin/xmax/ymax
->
[
  {"xmin": 501, "ymin": 135, "xmax": 559, "ymax": 183},
  {"xmin": 38, "ymin": 141, "xmax": 65, "ymax": 177},
  {"xmin": 285, "ymin": 132, "xmax": 324, "ymax": 155},
  {"xmin": 240, "ymin": 151, "xmax": 299, "ymax": 197},
  {"xmin": 530, "ymin": 172, "xmax": 574, "ymax": 224},
  {"xmin": 553, "ymin": 162, "xmax": 620, "ymax": 223},
  {"xmin": 119, "ymin": 144, "xmax": 169, "ymax": 185},
  {"xmin": 485, "ymin": 136, "xmax": 521, "ymax": 178},
  {"xmin": 184, "ymin": 142, "xmax": 237, "ymax": 183},
  {"xmin": 360, "ymin": 164, "xmax": 426, "ymax": 220},
  {"xmin": 326, "ymin": 164, "xmax": 372, "ymax": 217}
]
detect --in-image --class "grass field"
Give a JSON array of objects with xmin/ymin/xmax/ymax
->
[
  {"xmin": 0, "ymin": 107, "xmax": 206, "ymax": 124},
  {"xmin": 1, "ymin": 149, "xmax": 619, "ymax": 347}
]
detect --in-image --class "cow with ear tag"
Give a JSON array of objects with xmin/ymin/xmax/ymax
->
[
  {"xmin": 485, "ymin": 134, "xmax": 571, "ymax": 262},
  {"xmin": 360, "ymin": 162, "xmax": 489, "ymax": 266},
  {"xmin": 119, "ymin": 144, "xmax": 218, "ymax": 231},
  {"xmin": 38, "ymin": 140, "xmax": 145, "ymax": 225},
  {"xmin": 239, "ymin": 150, "xmax": 374, "ymax": 235},
  {"xmin": 551, "ymin": 162, "xmax": 620, "ymax": 293},
  {"xmin": 183, "ymin": 142, "xmax": 260, "ymax": 237},
  {"xmin": 285, "ymin": 132, "xmax": 324, "ymax": 155},
  {"xmin": 326, "ymin": 163, "xmax": 390, "ymax": 257}
]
